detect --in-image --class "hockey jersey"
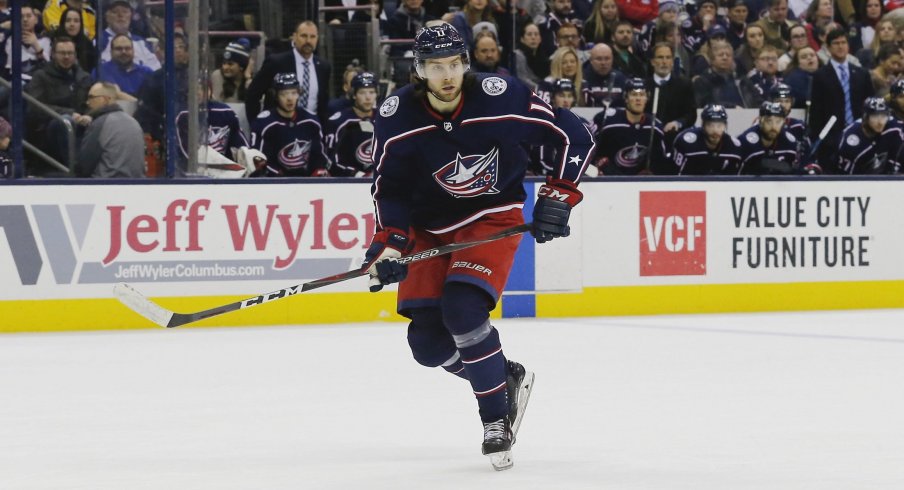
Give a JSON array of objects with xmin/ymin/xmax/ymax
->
[
  {"xmin": 176, "ymin": 101, "xmax": 248, "ymax": 161},
  {"xmin": 324, "ymin": 106, "xmax": 375, "ymax": 176},
  {"xmin": 737, "ymin": 124, "xmax": 799, "ymax": 175},
  {"xmin": 371, "ymin": 73, "xmax": 595, "ymax": 233},
  {"xmin": 836, "ymin": 119, "xmax": 904, "ymax": 174},
  {"xmin": 593, "ymin": 107, "xmax": 671, "ymax": 175},
  {"xmin": 529, "ymin": 115, "xmax": 593, "ymax": 176},
  {"xmin": 250, "ymin": 108, "xmax": 329, "ymax": 177},
  {"xmin": 672, "ymin": 127, "xmax": 743, "ymax": 175}
]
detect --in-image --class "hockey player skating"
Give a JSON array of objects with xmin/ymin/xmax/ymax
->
[
  {"xmin": 672, "ymin": 104, "xmax": 743, "ymax": 175},
  {"xmin": 324, "ymin": 71, "xmax": 379, "ymax": 176},
  {"xmin": 363, "ymin": 23, "xmax": 595, "ymax": 471},
  {"xmin": 836, "ymin": 97, "xmax": 904, "ymax": 174},
  {"xmin": 592, "ymin": 77, "xmax": 670, "ymax": 175},
  {"xmin": 249, "ymin": 73, "xmax": 330, "ymax": 177},
  {"xmin": 738, "ymin": 101, "xmax": 799, "ymax": 175}
]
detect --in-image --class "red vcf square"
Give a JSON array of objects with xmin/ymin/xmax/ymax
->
[{"xmin": 639, "ymin": 191, "xmax": 706, "ymax": 276}]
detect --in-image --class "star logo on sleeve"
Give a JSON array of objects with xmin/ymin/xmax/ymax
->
[{"xmin": 569, "ymin": 155, "xmax": 583, "ymax": 165}]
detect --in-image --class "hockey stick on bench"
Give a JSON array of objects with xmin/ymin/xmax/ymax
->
[{"xmin": 114, "ymin": 222, "xmax": 533, "ymax": 328}]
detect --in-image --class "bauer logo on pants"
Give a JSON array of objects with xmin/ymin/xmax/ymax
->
[{"xmin": 639, "ymin": 191, "xmax": 706, "ymax": 276}]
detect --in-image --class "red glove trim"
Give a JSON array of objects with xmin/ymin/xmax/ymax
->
[{"xmin": 537, "ymin": 177, "xmax": 583, "ymax": 207}]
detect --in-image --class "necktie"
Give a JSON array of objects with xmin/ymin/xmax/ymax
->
[
  {"xmin": 839, "ymin": 64, "xmax": 853, "ymax": 125},
  {"xmin": 301, "ymin": 60, "xmax": 311, "ymax": 111}
]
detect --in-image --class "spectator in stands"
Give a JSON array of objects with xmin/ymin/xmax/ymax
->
[
  {"xmin": 472, "ymin": 30, "xmax": 510, "ymax": 75},
  {"xmin": 809, "ymin": 28, "xmax": 874, "ymax": 166},
  {"xmin": 56, "ymin": 8, "xmax": 96, "ymax": 72},
  {"xmin": 99, "ymin": 0, "xmax": 160, "ymax": 71},
  {"xmin": 889, "ymin": 79, "xmax": 904, "ymax": 120},
  {"xmin": 385, "ymin": 0, "xmax": 435, "ymax": 56},
  {"xmin": 537, "ymin": 46, "xmax": 583, "ymax": 105},
  {"xmin": 778, "ymin": 24, "xmax": 810, "ymax": 72},
  {"xmin": 694, "ymin": 40, "xmax": 747, "ymax": 107},
  {"xmin": 538, "ymin": 0, "xmax": 581, "ymax": 55},
  {"xmin": 327, "ymin": 61, "xmax": 364, "ymax": 115},
  {"xmin": 514, "ymin": 23, "xmax": 549, "ymax": 89},
  {"xmin": 3, "ymin": 5, "xmax": 51, "ymax": 81},
  {"xmin": 43, "ymin": 0, "xmax": 97, "ymax": 40},
  {"xmin": 803, "ymin": 0, "xmax": 834, "ymax": 51},
  {"xmin": 848, "ymin": 0, "xmax": 885, "ymax": 55},
  {"xmin": 94, "ymin": 34, "xmax": 151, "ymax": 97},
  {"xmin": 581, "ymin": 42, "xmax": 626, "ymax": 108},
  {"xmin": 647, "ymin": 42, "xmax": 696, "ymax": 145},
  {"xmin": 682, "ymin": 0, "xmax": 722, "ymax": 54},
  {"xmin": 725, "ymin": 0, "xmax": 748, "ymax": 50},
  {"xmin": 211, "ymin": 38, "xmax": 251, "ymax": 103},
  {"xmin": 638, "ymin": 0, "xmax": 679, "ymax": 57},
  {"xmin": 815, "ymin": 22, "xmax": 860, "ymax": 67},
  {"xmin": 446, "ymin": 0, "xmax": 496, "ymax": 49},
  {"xmin": 692, "ymin": 25, "xmax": 729, "ymax": 76},
  {"xmin": 491, "ymin": 0, "xmax": 532, "ymax": 68},
  {"xmin": 657, "ymin": 23, "xmax": 692, "ymax": 79},
  {"xmin": 76, "ymin": 81, "xmax": 145, "ymax": 178},
  {"xmin": 0, "ymin": 116, "xmax": 11, "ymax": 178},
  {"xmin": 735, "ymin": 23, "xmax": 766, "ymax": 76},
  {"xmin": 553, "ymin": 22, "xmax": 588, "ymax": 64},
  {"xmin": 134, "ymin": 33, "xmax": 188, "ymax": 143},
  {"xmin": 246, "ymin": 21, "xmax": 331, "ymax": 124},
  {"xmin": 783, "ymin": 45, "xmax": 820, "ymax": 106},
  {"xmin": 616, "ymin": 0, "xmax": 657, "ymax": 28},
  {"xmin": 741, "ymin": 45, "xmax": 783, "ymax": 107},
  {"xmin": 754, "ymin": 0, "xmax": 793, "ymax": 52},
  {"xmin": 855, "ymin": 19, "xmax": 895, "ymax": 69},
  {"xmin": 869, "ymin": 43, "xmax": 902, "ymax": 97},
  {"xmin": 583, "ymin": 0, "xmax": 619, "ymax": 46},
  {"xmin": 611, "ymin": 20, "xmax": 647, "ymax": 78}
]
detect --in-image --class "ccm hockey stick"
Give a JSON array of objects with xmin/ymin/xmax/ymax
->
[{"xmin": 115, "ymin": 222, "xmax": 533, "ymax": 328}]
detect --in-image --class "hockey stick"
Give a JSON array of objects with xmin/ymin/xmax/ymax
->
[
  {"xmin": 114, "ymin": 222, "xmax": 533, "ymax": 328},
  {"xmin": 802, "ymin": 115, "xmax": 837, "ymax": 164},
  {"xmin": 644, "ymin": 85, "xmax": 660, "ymax": 172}
]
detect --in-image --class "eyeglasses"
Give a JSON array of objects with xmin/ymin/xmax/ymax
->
[
  {"xmin": 758, "ymin": 56, "xmax": 778, "ymax": 61},
  {"xmin": 791, "ymin": 33, "xmax": 807, "ymax": 39}
]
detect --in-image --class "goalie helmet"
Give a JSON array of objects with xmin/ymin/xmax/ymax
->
[{"xmin": 413, "ymin": 24, "xmax": 469, "ymax": 78}]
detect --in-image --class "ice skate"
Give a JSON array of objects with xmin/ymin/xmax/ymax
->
[
  {"xmin": 506, "ymin": 360, "xmax": 535, "ymax": 445},
  {"xmin": 481, "ymin": 418, "xmax": 513, "ymax": 471}
]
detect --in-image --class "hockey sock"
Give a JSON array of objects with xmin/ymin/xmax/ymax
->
[
  {"xmin": 442, "ymin": 282, "xmax": 508, "ymax": 422},
  {"xmin": 407, "ymin": 307, "xmax": 467, "ymax": 379},
  {"xmin": 440, "ymin": 352, "xmax": 468, "ymax": 379}
]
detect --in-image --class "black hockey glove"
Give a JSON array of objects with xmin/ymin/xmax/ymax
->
[
  {"xmin": 532, "ymin": 177, "xmax": 583, "ymax": 244},
  {"xmin": 363, "ymin": 228, "xmax": 412, "ymax": 292}
]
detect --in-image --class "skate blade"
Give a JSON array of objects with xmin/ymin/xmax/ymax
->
[
  {"xmin": 511, "ymin": 371, "xmax": 535, "ymax": 443},
  {"xmin": 488, "ymin": 450, "xmax": 513, "ymax": 471}
]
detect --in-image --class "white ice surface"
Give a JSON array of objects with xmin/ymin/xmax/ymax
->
[{"xmin": 2, "ymin": 310, "xmax": 904, "ymax": 490}]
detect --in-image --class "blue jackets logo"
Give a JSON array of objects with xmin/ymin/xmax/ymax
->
[
  {"xmin": 279, "ymin": 139, "xmax": 311, "ymax": 168},
  {"xmin": 433, "ymin": 147, "xmax": 500, "ymax": 197}
]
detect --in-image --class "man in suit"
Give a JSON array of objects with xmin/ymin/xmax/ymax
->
[
  {"xmin": 246, "ymin": 21, "xmax": 332, "ymax": 123},
  {"xmin": 646, "ymin": 42, "xmax": 696, "ymax": 147},
  {"xmin": 809, "ymin": 28, "xmax": 873, "ymax": 169}
]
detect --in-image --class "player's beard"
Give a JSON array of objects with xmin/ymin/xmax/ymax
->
[{"xmin": 428, "ymin": 85, "xmax": 462, "ymax": 103}]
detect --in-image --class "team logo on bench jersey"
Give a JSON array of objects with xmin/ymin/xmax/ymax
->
[
  {"xmin": 279, "ymin": 139, "xmax": 311, "ymax": 168},
  {"xmin": 433, "ymin": 147, "xmax": 500, "ymax": 197}
]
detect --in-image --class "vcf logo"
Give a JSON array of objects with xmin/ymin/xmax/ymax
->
[
  {"xmin": 0, "ymin": 204, "xmax": 94, "ymax": 285},
  {"xmin": 639, "ymin": 191, "xmax": 706, "ymax": 276}
]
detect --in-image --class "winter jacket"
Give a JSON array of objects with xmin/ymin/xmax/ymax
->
[{"xmin": 77, "ymin": 104, "xmax": 145, "ymax": 178}]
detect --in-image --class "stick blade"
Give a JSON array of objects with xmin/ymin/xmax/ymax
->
[{"xmin": 114, "ymin": 283, "xmax": 175, "ymax": 328}]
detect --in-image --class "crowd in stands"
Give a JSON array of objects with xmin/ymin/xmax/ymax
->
[{"xmin": 3, "ymin": 0, "xmax": 904, "ymax": 177}]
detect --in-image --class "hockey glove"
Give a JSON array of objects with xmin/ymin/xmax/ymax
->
[
  {"xmin": 532, "ymin": 177, "xmax": 583, "ymax": 244},
  {"xmin": 363, "ymin": 228, "xmax": 412, "ymax": 292}
]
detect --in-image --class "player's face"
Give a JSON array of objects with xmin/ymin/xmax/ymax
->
[
  {"xmin": 703, "ymin": 121, "xmax": 726, "ymax": 143},
  {"xmin": 277, "ymin": 88, "xmax": 300, "ymax": 113},
  {"xmin": 866, "ymin": 113, "xmax": 889, "ymax": 134},
  {"xmin": 773, "ymin": 96, "xmax": 792, "ymax": 115},
  {"xmin": 553, "ymin": 91, "xmax": 575, "ymax": 109},
  {"xmin": 626, "ymin": 90, "xmax": 647, "ymax": 114},
  {"xmin": 423, "ymin": 55, "xmax": 466, "ymax": 102},
  {"xmin": 760, "ymin": 115, "xmax": 784, "ymax": 140},
  {"xmin": 353, "ymin": 87, "xmax": 377, "ymax": 112},
  {"xmin": 652, "ymin": 46, "xmax": 673, "ymax": 77}
]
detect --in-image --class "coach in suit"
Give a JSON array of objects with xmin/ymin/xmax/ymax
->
[
  {"xmin": 646, "ymin": 42, "xmax": 697, "ymax": 145},
  {"xmin": 246, "ymin": 20, "xmax": 332, "ymax": 123},
  {"xmin": 809, "ymin": 28, "xmax": 873, "ymax": 168}
]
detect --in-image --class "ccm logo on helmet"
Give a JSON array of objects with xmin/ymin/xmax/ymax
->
[
  {"xmin": 435, "ymin": 42, "xmax": 453, "ymax": 48},
  {"xmin": 537, "ymin": 187, "xmax": 571, "ymax": 202}
]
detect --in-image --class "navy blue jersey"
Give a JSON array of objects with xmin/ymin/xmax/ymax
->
[
  {"xmin": 371, "ymin": 73, "xmax": 595, "ymax": 233},
  {"xmin": 672, "ymin": 127, "xmax": 743, "ymax": 175},
  {"xmin": 753, "ymin": 116, "xmax": 811, "ymax": 160},
  {"xmin": 737, "ymin": 124, "xmax": 799, "ymax": 175},
  {"xmin": 529, "ymin": 115, "xmax": 592, "ymax": 176},
  {"xmin": 176, "ymin": 101, "xmax": 249, "ymax": 161},
  {"xmin": 324, "ymin": 106, "xmax": 375, "ymax": 176},
  {"xmin": 250, "ymin": 108, "xmax": 329, "ymax": 177},
  {"xmin": 836, "ymin": 119, "xmax": 904, "ymax": 174},
  {"xmin": 592, "ymin": 107, "xmax": 672, "ymax": 175}
]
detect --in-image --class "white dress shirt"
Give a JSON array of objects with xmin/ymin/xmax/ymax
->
[{"xmin": 294, "ymin": 49, "xmax": 319, "ymax": 115}]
